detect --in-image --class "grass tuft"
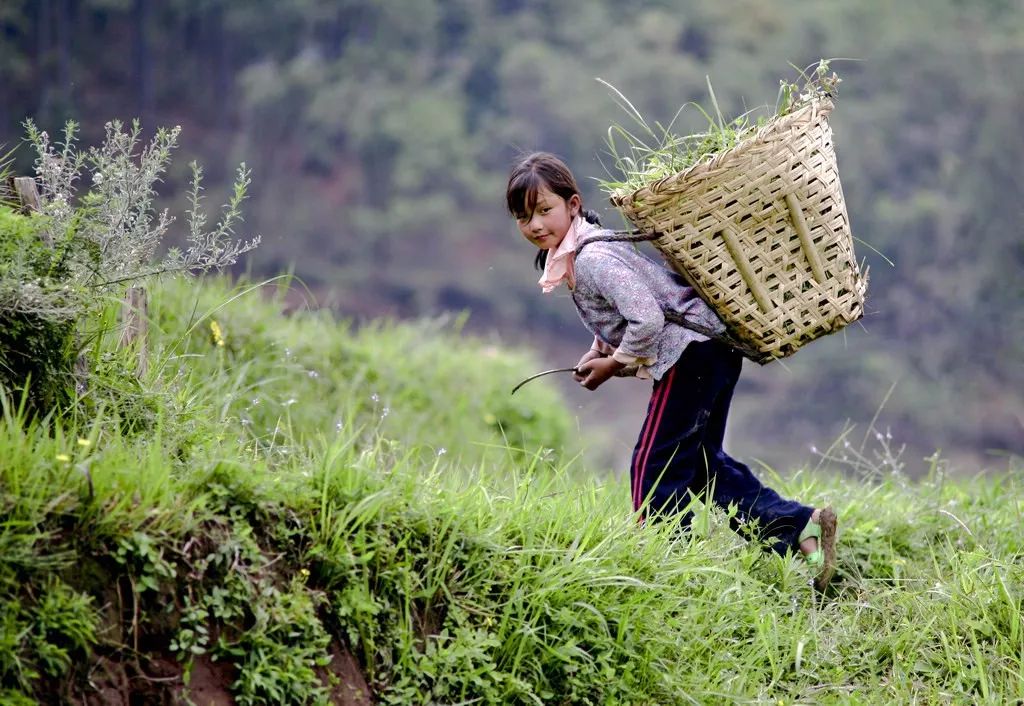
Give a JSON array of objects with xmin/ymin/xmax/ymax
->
[{"xmin": 596, "ymin": 59, "xmax": 845, "ymax": 201}]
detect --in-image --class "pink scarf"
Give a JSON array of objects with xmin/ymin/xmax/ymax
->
[{"xmin": 538, "ymin": 216, "xmax": 595, "ymax": 293}]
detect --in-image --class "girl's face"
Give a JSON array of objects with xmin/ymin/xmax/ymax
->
[{"xmin": 515, "ymin": 186, "xmax": 581, "ymax": 250}]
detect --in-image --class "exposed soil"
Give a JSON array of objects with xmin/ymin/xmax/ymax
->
[
  {"xmin": 179, "ymin": 655, "xmax": 236, "ymax": 706},
  {"xmin": 320, "ymin": 643, "xmax": 373, "ymax": 706}
]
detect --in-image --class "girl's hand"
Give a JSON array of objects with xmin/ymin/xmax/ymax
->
[
  {"xmin": 575, "ymin": 357, "xmax": 626, "ymax": 390},
  {"xmin": 574, "ymin": 349, "xmax": 605, "ymax": 373}
]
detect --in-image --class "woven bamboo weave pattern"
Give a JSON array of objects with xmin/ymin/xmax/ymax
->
[{"xmin": 610, "ymin": 99, "xmax": 868, "ymax": 363}]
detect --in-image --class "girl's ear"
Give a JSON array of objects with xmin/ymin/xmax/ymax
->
[{"xmin": 568, "ymin": 193, "xmax": 582, "ymax": 218}]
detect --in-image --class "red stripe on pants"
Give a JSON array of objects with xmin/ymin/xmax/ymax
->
[{"xmin": 632, "ymin": 365, "xmax": 677, "ymax": 512}]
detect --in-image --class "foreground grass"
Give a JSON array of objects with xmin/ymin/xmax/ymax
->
[{"xmin": 1, "ymin": 276, "xmax": 1022, "ymax": 704}]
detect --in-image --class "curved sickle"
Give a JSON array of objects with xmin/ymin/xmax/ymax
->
[{"xmin": 510, "ymin": 367, "xmax": 579, "ymax": 396}]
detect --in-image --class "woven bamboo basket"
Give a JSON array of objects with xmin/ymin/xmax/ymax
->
[{"xmin": 609, "ymin": 99, "xmax": 868, "ymax": 364}]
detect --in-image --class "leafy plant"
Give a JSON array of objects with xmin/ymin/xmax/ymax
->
[
  {"xmin": 112, "ymin": 531, "xmax": 176, "ymax": 593},
  {"xmin": 174, "ymin": 546, "xmax": 332, "ymax": 706},
  {"xmin": 0, "ymin": 579, "xmax": 97, "ymax": 693},
  {"xmin": 775, "ymin": 58, "xmax": 844, "ymax": 117}
]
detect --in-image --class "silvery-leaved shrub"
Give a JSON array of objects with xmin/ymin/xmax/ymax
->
[{"xmin": 0, "ymin": 118, "xmax": 260, "ymax": 418}]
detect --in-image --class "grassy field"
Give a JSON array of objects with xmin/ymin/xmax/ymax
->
[{"xmin": 1, "ymin": 276, "xmax": 1021, "ymax": 705}]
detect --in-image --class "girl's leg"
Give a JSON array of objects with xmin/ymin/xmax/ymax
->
[
  {"xmin": 631, "ymin": 340, "xmax": 813, "ymax": 553},
  {"xmin": 698, "ymin": 341, "xmax": 813, "ymax": 554},
  {"xmin": 630, "ymin": 343, "xmax": 717, "ymax": 520},
  {"xmin": 708, "ymin": 450, "xmax": 814, "ymax": 554},
  {"xmin": 630, "ymin": 370, "xmax": 675, "ymax": 518}
]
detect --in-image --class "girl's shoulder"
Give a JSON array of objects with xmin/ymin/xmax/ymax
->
[
  {"xmin": 575, "ymin": 232, "xmax": 684, "ymax": 292},
  {"xmin": 575, "ymin": 231, "xmax": 644, "ymax": 268},
  {"xmin": 573, "ymin": 236, "xmax": 646, "ymax": 292}
]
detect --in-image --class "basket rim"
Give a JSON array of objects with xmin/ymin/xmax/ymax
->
[{"xmin": 609, "ymin": 98, "xmax": 835, "ymax": 209}]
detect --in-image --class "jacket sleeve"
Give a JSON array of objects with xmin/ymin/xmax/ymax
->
[
  {"xmin": 584, "ymin": 254, "xmax": 663, "ymax": 367},
  {"xmin": 590, "ymin": 335, "xmax": 615, "ymax": 355}
]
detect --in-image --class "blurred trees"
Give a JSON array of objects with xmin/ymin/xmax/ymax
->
[{"xmin": 1, "ymin": 0, "xmax": 1021, "ymax": 470}]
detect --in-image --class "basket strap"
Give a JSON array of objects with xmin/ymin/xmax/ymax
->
[
  {"xmin": 573, "ymin": 229, "xmax": 661, "ymax": 255},
  {"xmin": 574, "ymin": 233, "xmax": 762, "ymax": 361},
  {"xmin": 663, "ymin": 312, "xmax": 762, "ymax": 360}
]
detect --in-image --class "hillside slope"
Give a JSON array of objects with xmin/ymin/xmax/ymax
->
[{"xmin": 1, "ymin": 277, "xmax": 1021, "ymax": 705}]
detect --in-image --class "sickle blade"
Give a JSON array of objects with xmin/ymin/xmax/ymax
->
[{"xmin": 510, "ymin": 367, "xmax": 578, "ymax": 396}]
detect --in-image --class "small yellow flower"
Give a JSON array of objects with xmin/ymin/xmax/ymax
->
[
  {"xmin": 300, "ymin": 568, "xmax": 310, "ymax": 578},
  {"xmin": 209, "ymin": 320, "xmax": 226, "ymax": 347},
  {"xmin": 76, "ymin": 438, "xmax": 91, "ymax": 448},
  {"xmin": 56, "ymin": 454, "xmax": 71, "ymax": 462}
]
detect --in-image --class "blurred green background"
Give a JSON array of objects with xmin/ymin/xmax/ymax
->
[{"xmin": 2, "ymin": 0, "xmax": 1021, "ymax": 474}]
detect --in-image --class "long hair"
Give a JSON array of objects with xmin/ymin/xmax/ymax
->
[{"xmin": 505, "ymin": 152, "xmax": 602, "ymax": 270}]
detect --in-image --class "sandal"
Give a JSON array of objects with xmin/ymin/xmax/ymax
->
[{"xmin": 799, "ymin": 506, "xmax": 837, "ymax": 591}]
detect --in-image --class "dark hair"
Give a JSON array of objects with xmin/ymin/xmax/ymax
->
[{"xmin": 505, "ymin": 151, "xmax": 602, "ymax": 270}]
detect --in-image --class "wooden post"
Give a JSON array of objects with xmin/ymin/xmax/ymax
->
[
  {"xmin": 119, "ymin": 286, "xmax": 149, "ymax": 378},
  {"xmin": 12, "ymin": 176, "xmax": 42, "ymax": 212}
]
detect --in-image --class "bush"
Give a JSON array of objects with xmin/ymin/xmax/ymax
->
[
  {"xmin": 1, "ymin": 119, "xmax": 258, "ymax": 419},
  {"xmin": 0, "ymin": 206, "xmax": 78, "ymax": 415}
]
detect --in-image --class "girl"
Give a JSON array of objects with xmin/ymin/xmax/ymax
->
[{"xmin": 506, "ymin": 151, "xmax": 837, "ymax": 590}]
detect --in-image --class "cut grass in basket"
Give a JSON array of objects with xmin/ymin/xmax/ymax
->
[{"xmin": 595, "ymin": 59, "xmax": 844, "ymax": 201}]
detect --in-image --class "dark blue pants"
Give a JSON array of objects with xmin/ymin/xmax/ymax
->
[{"xmin": 630, "ymin": 339, "xmax": 813, "ymax": 555}]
